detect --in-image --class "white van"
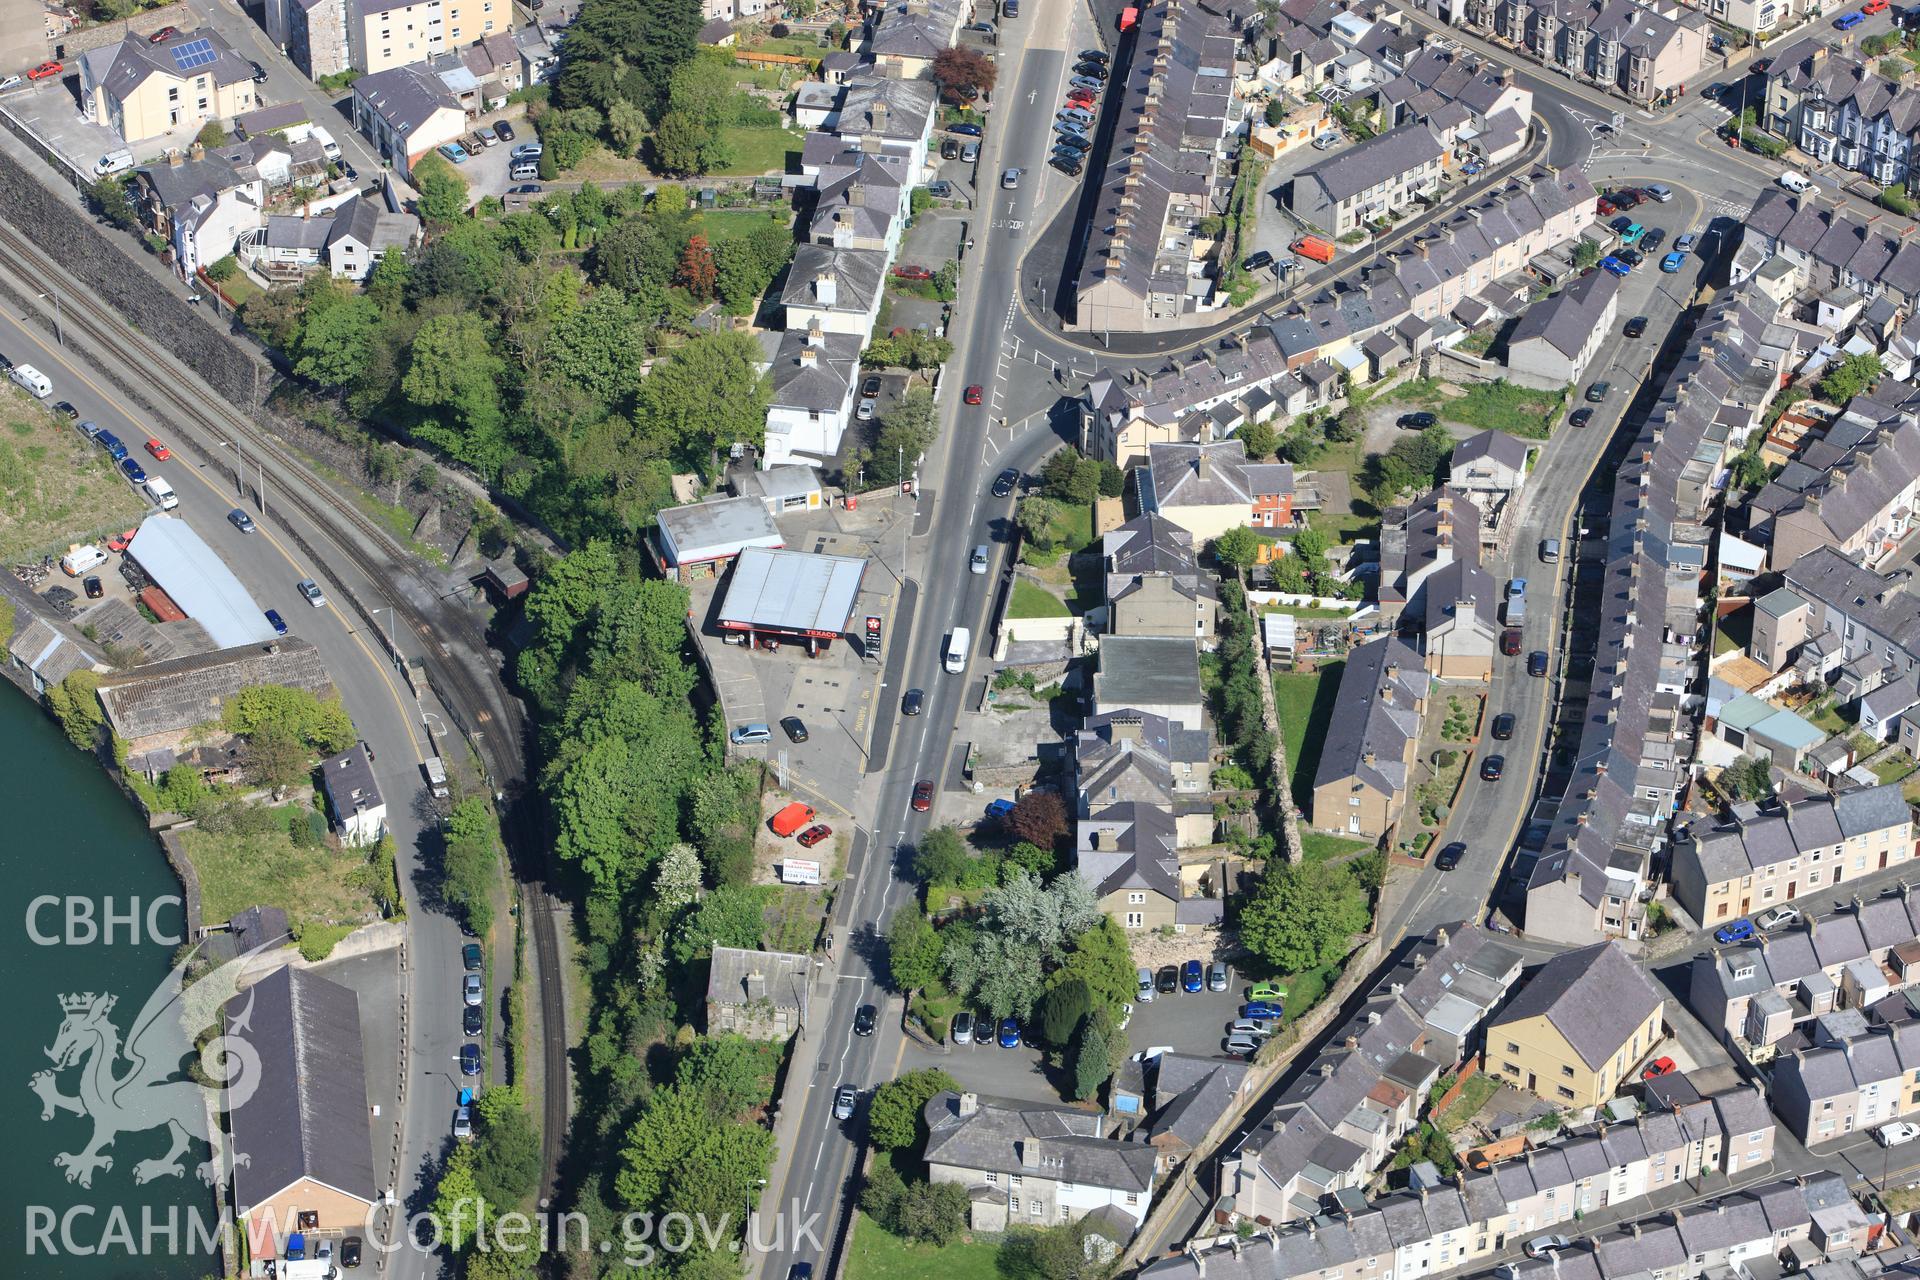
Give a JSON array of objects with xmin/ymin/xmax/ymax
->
[
  {"xmin": 143, "ymin": 475, "xmax": 178, "ymax": 510},
  {"xmin": 93, "ymin": 149, "xmax": 132, "ymax": 177},
  {"xmin": 944, "ymin": 627, "xmax": 970, "ymax": 674},
  {"xmin": 61, "ymin": 544, "xmax": 107, "ymax": 576},
  {"xmin": 311, "ymin": 125, "xmax": 341, "ymax": 162},
  {"xmin": 1778, "ymin": 171, "xmax": 1817, "ymax": 194},
  {"xmin": 9, "ymin": 364, "xmax": 51, "ymax": 398}
]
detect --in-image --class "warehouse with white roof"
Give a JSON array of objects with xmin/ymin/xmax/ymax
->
[{"xmin": 127, "ymin": 515, "xmax": 278, "ymax": 649}]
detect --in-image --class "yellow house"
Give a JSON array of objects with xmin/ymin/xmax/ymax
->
[
  {"xmin": 80, "ymin": 29, "xmax": 259, "ymax": 146},
  {"xmin": 1485, "ymin": 940, "xmax": 1666, "ymax": 1110}
]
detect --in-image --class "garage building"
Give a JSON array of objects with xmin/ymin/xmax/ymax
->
[
  {"xmin": 127, "ymin": 515, "xmax": 278, "ymax": 649},
  {"xmin": 717, "ymin": 546, "xmax": 867, "ymax": 655},
  {"xmin": 654, "ymin": 495, "xmax": 784, "ymax": 581}
]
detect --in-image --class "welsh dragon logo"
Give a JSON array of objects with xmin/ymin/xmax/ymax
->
[{"xmin": 29, "ymin": 943, "xmax": 271, "ymax": 1189}]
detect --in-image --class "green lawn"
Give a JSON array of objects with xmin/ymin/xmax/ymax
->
[
  {"xmin": 845, "ymin": 1212, "xmax": 1002, "ymax": 1280},
  {"xmin": 1715, "ymin": 606, "xmax": 1753, "ymax": 656},
  {"xmin": 0, "ymin": 385, "xmax": 146, "ymax": 563},
  {"xmin": 1391, "ymin": 377, "xmax": 1565, "ymax": 439},
  {"xmin": 1274, "ymin": 663, "xmax": 1344, "ymax": 810},
  {"xmin": 1008, "ymin": 577, "xmax": 1070, "ymax": 619},
  {"xmin": 690, "ymin": 207, "xmax": 793, "ymax": 241},
  {"xmin": 1872, "ymin": 750, "xmax": 1919, "ymax": 786},
  {"xmin": 1300, "ymin": 832, "xmax": 1371, "ymax": 863},
  {"xmin": 1020, "ymin": 500, "xmax": 1094, "ymax": 566},
  {"xmin": 1804, "ymin": 696, "xmax": 1853, "ymax": 737},
  {"xmin": 1435, "ymin": 1072, "xmax": 1499, "ymax": 1134},
  {"xmin": 178, "ymin": 811, "xmax": 382, "ymax": 935},
  {"xmin": 717, "ymin": 126, "xmax": 803, "ymax": 175},
  {"xmin": 1263, "ymin": 604, "xmax": 1357, "ymax": 620}
]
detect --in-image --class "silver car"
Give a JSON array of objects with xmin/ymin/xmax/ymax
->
[
  {"xmin": 1225, "ymin": 1033, "xmax": 1261, "ymax": 1056},
  {"xmin": 834, "ymin": 1087, "xmax": 857, "ymax": 1120},
  {"xmin": 729, "ymin": 723, "xmax": 772, "ymax": 746},
  {"xmin": 297, "ymin": 578, "xmax": 327, "ymax": 608},
  {"xmin": 463, "ymin": 973, "xmax": 483, "ymax": 1006}
]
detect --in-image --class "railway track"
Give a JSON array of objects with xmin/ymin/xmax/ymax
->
[{"xmin": 0, "ymin": 218, "xmax": 570, "ymax": 1203}]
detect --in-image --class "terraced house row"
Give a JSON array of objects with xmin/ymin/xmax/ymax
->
[
  {"xmin": 1761, "ymin": 39, "xmax": 1920, "ymax": 191},
  {"xmin": 1523, "ymin": 284, "xmax": 1795, "ymax": 945},
  {"xmin": 1155, "ymin": 1172, "xmax": 1866, "ymax": 1280}
]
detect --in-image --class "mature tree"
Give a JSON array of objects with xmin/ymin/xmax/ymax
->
[
  {"xmin": 605, "ymin": 97, "xmax": 651, "ymax": 153},
  {"xmin": 1039, "ymin": 977, "xmax": 1092, "ymax": 1046},
  {"xmin": 1723, "ymin": 753, "xmax": 1776, "ymax": 802},
  {"xmin": 293, "ymin": 295, "xmax": 381, "ymax": 387},
  {"xmin": 1071, "ymin": 1018, "xmax": 1111, "ymax": 1100},
  {"xmin": 441, "ymin": 797, "xmax": 500, "ymax": 935},
  {"xmin": 872, "ymin": 387, "xmax": 940, "ymax": 484},
  {"xmin": 1818, "ymin": 351, "xmax": 1884, "ymax": 405},
  {"xmin": 1049, "ymin": 917, "xmax": 1138, "ymax": 1013},
  {"xmin": 891, "ymin": 1181, "xmax": 971, "ymax": 1246},
  {"xmin": 594, "ymin": 214, "xmax": 688, "ymax": 295},
  {"xmin": 402, "ymin": 312, "xmax": 512, "ymax": 477},
  {"xmin": 930, "ymin": 47, "xmax": 998, "ymax": 101},
  {"xmin": 546, "ymin": 287, "xmax": 647, "ymax": 405},
  {"xmin": 886, "ymin": 907, "xmax": 944, "ymax": 991},
  {"xmin": 653, "ymin": 843, "xmax": 703, "ymax": 912},
  {"xmin": 428, "ymin": 1145, "xmax": 490, "ymax": 1252},
  {"xmin": 1212, "ymin": 526, "xmax": 1262, "ymax": 577},
  {"xmin": 1000, "ymin": 1223, "xmax": 1120, "ymax": 1280},
  {"xmin": 945, "ymin": 931, "xmax": 1046, "ymax": 1018},
  {"xmin": 1571, "ymin": 239, "xmax": 1600, "ymax": 269},
  {"xmin": 678, "ymin": 1034, "xmax": 776, "ymax": 1117},
  {"xmin": 412, "ymin": 151, "xmax": 471, "ymax": 222},
  {"xmin": 635, "ymin": 330, "xmax": 771, "ymax": 464},
  {"xmin": 222, "ymin": 686, "xmax": 356, "ymax": 752},
  {"xmin": 677, "ymin": 232, "xmax": 718, "ymax": 299},
  {"xmin": 665, "ymin": 1123, "xmax": 775, "ymax": 1230},
  {"xmin": 1006, "ymin": 788, "xmax": 1068, "ymax": 848},
  {"xmin": 671, "ymin": 883, "xmax": 767, "ymax": 962},
  {"xmin": 1004, "ymin": 839, "xmax": 1058, "ymax": 879},
  {"xmin": 867, "ymin": 1068, "xmax": 959, "ymax": 1149},
  {"xmin": 911, "ymin": 825, "xmax": 972, "ymax": 884},
  {"xmin": 1239, "ymin": 419, "xmax": 1278, "ymax": 460},
  {"xmin": 1017, "ymin": 496, "xmax": 1063, "ymax": 548},
  {"xmin": 241, "ymin": 723, "xmax": 310, "ymax": 792},
  {"xmin": 1329, "ymin": 404, "xmax": 1366, "ymax": 443},
  {"xmin": 982, "ymin": 869, "xmax": 1099, "ymax": 962},
  {"xmin": 87, "ymin": 177, "xmax": 139, "ymax": 232},
  {"xmin": 558, "ymin": 0, "xmax": 701, "ymax": 120},
  {"xmin": 1240, "ymin": 860, "xmax": 1372, "ymax": 973},
  {"xmin": 472, "ymin": 1087, "xmax": 541, "ymax": 1209},
  {"xmin": 651, "ymin": 109, "xmax": 727, "ymax": 176}
]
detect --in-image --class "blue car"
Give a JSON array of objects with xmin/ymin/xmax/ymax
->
[
  {"xmin": 949, "ymin": 123, "xmax": 983, "ymax": 137},
  {"xmin": 1243, "ymin": 1000, "xmax": 1285, "ymax": 1020},
  {"xmin": 1660, "ymin": 251, "xmax": 1686, "ymax": 273},
  {"xmin": 438, "ymin": 141, "xmax": 470, "ymax": 163},
  {"xmin": 264, "ymin": 608, "xmax": 288, "ymax": 636},
  {"xmin": 1182, "ymin": 959, "xmax": 1204, "ymax": 992},
  {"xmin": 459, "ymin": 1043, "xmax": 481, "ymax": 1075},
  {"xmin": 1714, "ymin": 918, "xmax": 1756, "ymax": 944},
  {"xmin": 120, "ymin": 457, "xmax": 147, "ymax": 484},
  {"xmin": 985, "ymin": 798, "xmax": 1016, "ymax": 820},
  {"xmin": 997, "ymin": 1017, "xmax": 1021, "ymax": 1048},
  {"xmin": 1601, "ymin": 256, "xmax": 1631, "ymax": 277},
  {"xmin": 1836, "ymin": 10, "xmax": 1865, "ymax": 27},
  {"xmin": 96, "ymin": 430, "xmax": 126, "ymax": 460}
]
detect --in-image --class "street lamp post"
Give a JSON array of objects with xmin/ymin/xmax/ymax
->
[
  {"xmin": 217, "ymin": 440, "xmax": 243, "ymax": 497},
  {"xmin": 37, "ymin": 289, "xmax": 63, "ymax": 347},
  {"xmin": 372, "ymin": 606, "xmax": 399, "ymax": 667}
]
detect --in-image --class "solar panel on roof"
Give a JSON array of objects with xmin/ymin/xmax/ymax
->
[{"xmin": 171, "ymin": 38, "xmax": 218, "ymax": 71}]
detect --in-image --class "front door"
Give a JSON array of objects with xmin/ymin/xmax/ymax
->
[{"xmin": 1788, "ymin": 880, "xmax": 1797, "ymax": 897}]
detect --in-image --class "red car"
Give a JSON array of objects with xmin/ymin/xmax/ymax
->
[
  {"xmin": 106, "ymin": 528, "xmax": 137, "ymax": 553},
  {"xmin": 26, "ymin": 60, "xmax": 62, "ymax": 81},
  {"xmin": 1500, "ymin": 628, "xmax": 1522, "ymax": 656},
  {"xmin": 1641, "ymin": 1056, "xmax": 1677, "ymax": 1081},
  {"xmin": 912, "ymin": 780, "xmax": 934, "ymax": 812},
  {"xmin": 892, "ymin": 264, "xmax": 933, "ymax": 281},
  {"xmin": 1866, "ymin": 0, "xmax": 1889, "ymax": 14},
  {"xmin": 144, "ymin": 437, "xmax": 170, "ymax": 460},
  {"xmin": 964, "ymin": 384, "xmax": 983, "ymax": 405},
  {"xmin": 796, "ymin": 824, "xmax": 832, "ymax": 848},
  {"xmin": 1596, "ymin": 198, "xmax": 1617, "ymax": 216},
  {"xmin": 148, "ymin": 24, "xmax": 179, "ymax": 42},
  {"xmin": 1067, "ymin": 90, "xmax": 1096, "ymax": 106}
]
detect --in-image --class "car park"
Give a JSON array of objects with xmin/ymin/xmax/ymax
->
[
  {"xmin": 834, "ymin": 1087, "xmax": 857, "ymax": 1120},
  {"xmin": 264, "ymin": 608, "xmax": 287, "ymax": 636},
  {"xmin": 1641, "ymin": 1056, "xmax": 1677, "ymax": 1080},
  {"xmin": 1481, "ymin": 754, "xmax": 1505, "ymax": 781},
  {"xmin": 902, "ymin": 688, "xmax": 924, "ymax": 715},
  {"xmin": 106, "ymin": 528, "xmax": 135, "ymax": 553},
  {"xmin": 1435, "ymin": 842, "xmax": 1465, "ymax": 871},
  {"xmin": 1624, "ymin": 315, "xmax": 1648, "ymax": 338},
  {"xmin": 1528, "ymin": 650, "xmax": 1549, "ymax": 677},
  {"xmin": 912, "ymin": 780, "xmax": 934, "ymax": 811},
  {"xmin": 853, "ymin": 1004, "xmax": 877, "ymax": 1035},
  {"xmin": 438, "ymin": 142, "xmax": 469, "ymax": 163},
  {"xmin": 460, "ymin": 1044, "xmax": 481, "ymax": 1075},
  {"xmin": 228, "ymin": 508, "xmax": 256, "ymax": 533},
  {"xmin": 1640, "ymin": 228, "xmax": 1666, "ymax": 251},
  {"xmin": 1620, "ymin": 222, "xmax": 1645, "ymax": 244},
  {"xmin": 1050, "ymin": 157, "xmax": 1084, "ymax": 176},
  {"xmin": 298, "ymin": 579, "xmax": 327, "ymax": 608},
  {"xmin": 796, "ymin": 824, "xmax": 832, "ymax": 848},
  {"xmin": 998, "ymin": 1017, "xmax": 1022, "ymax": 1048},
  {"xmin": 1492, "ymin": 712, "xmax": 1515, "ymax": 740},
  {"xmin": 781, "ymin": 716, "xmax": 809, "ymax": 743},
  {"xmin": 1661, "ymin": 251, "xmax": 1686, "ymax": 272},
  {"xmin": 1715, "ymin": 918, "xmax": 1756, "ymax": 944},
  {"xmin": 464, "ymin": 973, "xmax": 483, "ymax": 1006},
  {"xmin": 953, "ymin": 1010, "xmax": 976, "ymax": 1043},
  {"xmin": 1617, "ymin": 249, "xmax": 1645, "ymax": 270},
  {"xmin": 1609, "ymin": 215, "xmax": 1634, "ymax": 234},
  {"xmin": 1569, "ymin": 408, "xmax": 1593, "ymax": 428},
  {"xmin": 1182, "ymin": 959, "xmax": 1203, "ymax": 992},
  {"xmin": 993, "ymin": 467, "xmax": 1020, "ymax": 497}
]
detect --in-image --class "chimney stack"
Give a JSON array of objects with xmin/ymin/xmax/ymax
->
[{"xmin": 959, "ymin": 1091, "xmax": 978, "ymax": 1117}]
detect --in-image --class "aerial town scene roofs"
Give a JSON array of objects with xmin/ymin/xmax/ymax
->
[{"xmin": 15, "ymin": 0, "xmax": 1920, "ymax": 1275}]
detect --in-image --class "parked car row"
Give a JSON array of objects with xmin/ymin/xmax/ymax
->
[{"xmin": 1050, "ymin": 49, "xmax": 1110, "ymax": 178}]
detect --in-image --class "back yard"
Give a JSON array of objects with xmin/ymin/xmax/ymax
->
[
  {"xmin": 179, "ymin": 807, "xmax": 391, "ymax": 957},
  {"xmin": 1390, "ymin": 377, "xmax": 1567, "ymax": 440},
  {"xmin": 1274, "ymin": 662, "xmax": 1344, "ymax": 810},
  {"xmin": 0, "ymin": 385, "xmax": 146, "ymax": 563}
]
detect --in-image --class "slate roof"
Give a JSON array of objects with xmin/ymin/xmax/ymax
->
[
  {"xmin": 1509, "ymin": 268, "xmax": 1619, "ymax": 360},
  {"xmin": 327, "ymin": 192, "xmax": 419, "ymax": 255},
  {"xmin": 1299, "ymin": 122, "xmax": 1445, "ymax": 203},
  {"xmin": 90, "ymin": 27, "xmax": 252, "ymax": 103},
  {"xmin": 1313, "ymin": 635, "xmax": 1429, "ymax": 798},
  {"xmin": 1451, "ymin": 427, "xmax": 1533, "ymax": 478},
  {"xmin": 1143, "ymin": 440, "xmax": 1289, "ymax": 512},
  {"xmin": 1784, "ymin": 545, "xmax": 1920, "ymax": 658},
  {"xmin": 94, "ymin": 637, "xmax": 334, "ymax": 741},
  {"xmin": 1077, "ymin": 801, "xmax": 1181, "ymax": 901},
  {"xmin": 353, "ymin": 63, "xmax": 462, "ymax": 137},
  {"xmin": 767, "ymin": 328, "xmax": 862, "ymax": 413},
  {"xmin": 228, "ymin": 966, "xmax": 376, "ymax": 1210},
  {"xmin": 923, "ymin": 1090, "xmax": 1156, "ymax": 1193},
  {"xmin": 1491, "ymin": 940, "xmax": 1665, "ymax": 1070},
  {"xmin": 781, "ymin": 243, "xmax": 887, "ymax": 317},
  {"xmin": 706, "ymin": 944, "xmax": 808, "ymax": 1009}
]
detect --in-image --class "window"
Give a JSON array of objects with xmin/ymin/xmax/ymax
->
[
  {"xmin": 1030, "ymin": 1200, "xmax": 1042, "ymax": 1216},
  {"xmin": 985, "ymin": 1172, "xmax": 998, "ymax": 1184},
  {"xmin": 1126, "ymin": 1193, "xmax": 1140, "ymax": 1206},
  {"xmin": 1505, "ymin": 1042, "xmax": 1520, "ymax": 1055},
  {"xmin": 1127, "ymin": 892, "xmax": 1146, "ymax": 904},
  {"xmin": 1125, "ymin": 912, "xmax": 1144, "ymax": 928},
  {"xmin": 1011, "ymin": 1176, "xmax": 1022, "ymax": 1189},
  {"xmin": 1349, "ymin": 796, "xmax": 1361, "ymax": 806},
  {"xmin": 1557, "ymin": 1086, "xmax": 1576, "ymax": 1101},
  {"xmin": 1561, "ymin": 1066, "xmax": 1574, "ymax": 1078}
]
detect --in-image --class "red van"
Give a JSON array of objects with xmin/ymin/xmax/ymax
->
[{"xmin": 769, "ymin": 802, "xmax": 818, "ymax": 838}]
